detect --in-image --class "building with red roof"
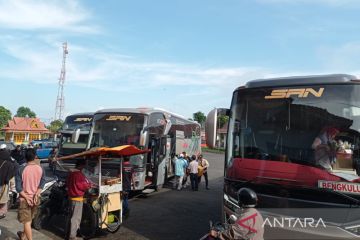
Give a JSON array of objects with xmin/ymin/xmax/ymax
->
[{"xmin": 1, "ymin": 117, "xmax": 50, "ymax": 144}]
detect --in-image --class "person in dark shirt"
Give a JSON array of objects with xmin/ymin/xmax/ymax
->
[
  {"xmin": 0, "ymin": 144, "xmax": 17, "ymax": 219},
  {"xmin": 48, "ymin": 147, "xmax": 58, "ymax": 174},
  {"xmin": 11, "ymin": 145, "xmax": 26, "ymax": 166},
  {"xmin": 67, "ymin": 159, "xmax": 92, "ymax": 240},
  {"xmin": 122, "ymin": 157, "xmax": 133, "ymax": 218}
]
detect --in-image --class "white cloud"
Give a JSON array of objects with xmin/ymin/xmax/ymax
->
[
  {"xmin": 0, "ymin": 35, "xmax": 272, "ymax": 93},
  {"xmin": 0, "ymin": 0, "xmax": 97, "ymax": 33},
  {"xmin": 4, "ymin": 35, "xmax": 352, "ymax": 98}
]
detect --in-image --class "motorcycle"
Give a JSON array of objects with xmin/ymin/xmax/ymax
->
[
  {"xmin": 200, "ymin": 215, "xmax": 238, "ymax": 240},
  {"xmin": 7, "ymin": 190, "xmax": 18, "ymax": 210},
  {"xmin": 32, "ymin": 178, "xmax": 100, "ymax": 239},
  {"xmin": 32, "ymin": 176, "xmax": 64, "ymax": 230},
  {"xmin": 6, "ymin": 172, "xmax": 58, "ymax": 211}
]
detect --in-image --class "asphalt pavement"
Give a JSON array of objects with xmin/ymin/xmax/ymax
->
[{"xmin": 0, "ymin": 152, "xmax": 224, "ymax": 240}]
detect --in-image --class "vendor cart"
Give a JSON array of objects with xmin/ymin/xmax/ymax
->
[{"xmin": 56, "ymin": 145, "xmax": 149, "ymax": 238}]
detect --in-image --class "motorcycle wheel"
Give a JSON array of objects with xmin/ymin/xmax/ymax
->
[
  {"xmin": 32, "ymin": 206, "xmax": 50, "ymax": 230},
  {"xmin": 79, "ymin": 203, "xmax": 98, "ymax": 239}
]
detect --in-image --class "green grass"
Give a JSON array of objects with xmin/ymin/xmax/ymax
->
[{"xmin": 202, "ymin": 146, "xmax": 225, "ymax": 153}]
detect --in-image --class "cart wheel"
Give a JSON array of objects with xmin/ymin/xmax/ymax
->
[
  {"xmin": 80, "ymin": 203, "xmax": 98, "ymax": 239},
  {"xmin": 106, "ymin": 223, "xmax": 121, "ymax": 233}
]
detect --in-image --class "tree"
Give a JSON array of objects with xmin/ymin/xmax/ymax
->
[
  {"xmin": 15, "ymin": 106, "xmax": 36, "ymax": 118},
  {"xmin": 48, "ymin": 119, "xmax": 64, "ymax": 133},
  {"xmin": 0, "ymin": 106, "xmax": 12, "ymax": 129},
  {"xmin": 218, "ymin": 115, "xmax": 229, "ymax": 128},
  {"xmin": 193, "ymin": 111, "xmax": 206, "ymax": 124}
]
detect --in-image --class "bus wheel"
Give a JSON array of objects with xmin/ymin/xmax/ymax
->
[{"xmin": 79, "ymin": 203, "xmax": 98, "ymax": 239}]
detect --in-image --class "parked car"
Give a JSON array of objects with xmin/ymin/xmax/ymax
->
[
  {"xmin": 0, "ymin": 141, "xmax": 16, "ymax": 151},
  {"xmin": 31, "ymin": 141, "xmax": 58, "ymax": 160}
]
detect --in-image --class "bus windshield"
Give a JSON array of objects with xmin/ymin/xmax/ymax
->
[
  {"xmin": 59, "ymin": 133, "xmax": 89, "ymax": 156},
  {"xmin": 62, "ymin": 115, "xmax": 93, "ymax": 131},
  {"xmin": 91, "ymin": 113, "xmax": 146, "ymax": 148},
  {"xmin": 227, "ymin": 84, "xmax": 360, "ymax": 177}
]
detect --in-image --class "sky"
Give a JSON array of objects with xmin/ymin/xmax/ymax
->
[{"xmin": 1, "ymin": 0, "xmax": 360, "ymax": 123}]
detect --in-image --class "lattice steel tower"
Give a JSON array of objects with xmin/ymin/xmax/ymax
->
[{"xmin": 54, "ymin": 42, "xmax": 68, "ymax": 120}]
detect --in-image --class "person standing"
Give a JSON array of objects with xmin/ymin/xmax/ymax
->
[
  {"xmin": 122, "ymin": 157, "xmax": 133, "ymax": 218},
  {"xmin": 188, "ymin": 155, "xmax": 199, "ymax": 191},
  {"xmin": 11, "ymin": 145, "xmax": 26, "ymax": 166},
  {"xmin": 198, "ymin": 154, "xmax": 210, "ymax": 190},
  {"xmin": 173, "ymin": 154, "xmax": 187, "ymax": 190},
  {"xmin": 48, "ymin": 146, "xmax": 58, "ymax": 174},
  {"xmin": 0, "ymin": 144, "xmax": 17, "ymax": 219},
  {"xmin": 67, "ymin": 159, "xmax": 92, "ymax": 240},
  {"xmin": 181, "ymin": 156, "xmax": 190, "ymax": 188},
  {"xmin": 15, "ymin": 148, "xmax": 45, "ymax": 240}
]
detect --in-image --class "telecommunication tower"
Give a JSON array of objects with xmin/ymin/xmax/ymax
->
[{"xmin": 54, "ymin": 42, "xmax": 68, "ymax": 120}]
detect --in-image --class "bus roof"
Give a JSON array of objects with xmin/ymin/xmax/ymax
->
[
  {"xmin": 94, "ymin": 108, "xmax": 199, "ymax": 125},
  {"xmin": 240, "ymin": 74, "xmax": 358, "ymax": 89},
  {"xmin": 65, "ymin": 112, "xmax": 94, "ymax": 118}
]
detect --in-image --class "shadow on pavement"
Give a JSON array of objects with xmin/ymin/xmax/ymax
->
[{"xmin": 117, "ymin": 176, "xmax": 224, "ymax": 240}]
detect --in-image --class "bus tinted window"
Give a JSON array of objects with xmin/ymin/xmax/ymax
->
[
  {"xmin": 92, "ymin": 113, "xmax": 145, "ymax": 148},
  {"xmin": 228, "ymin": 85, "xmax": 360, "ymax": 174}
]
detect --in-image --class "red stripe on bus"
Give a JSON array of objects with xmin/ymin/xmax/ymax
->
[{"xmin": 227, "ymin": 158, "xmax": 343, "ymax": 187}]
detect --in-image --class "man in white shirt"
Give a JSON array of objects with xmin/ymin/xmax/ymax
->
[{"xmin": 188, "ymin": 155, "xmax": 199, "ymax": 191}]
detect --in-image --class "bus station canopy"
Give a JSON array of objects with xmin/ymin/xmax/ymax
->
[{"xmin": 56, "ymin": 145, "xmax": 150, "ymax": 161}]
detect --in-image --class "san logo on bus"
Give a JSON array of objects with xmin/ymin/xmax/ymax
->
[
  {"xmin": 74, "ymin": 117, "xmax": 92, "ymax": 122},
  {"xmin": 106, "ymin": 115, "xmax": 132, "ymax": 121},
  {"xmin": 265, "ymin": 87, "xmax": 324, "ymax": 99}
]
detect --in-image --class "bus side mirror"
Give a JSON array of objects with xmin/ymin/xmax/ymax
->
[
  {"xmin": 71, "ymin": 129, "xmax": 81, "ymax": 143},
  {"xmin": 163, "ymin": 119, "xmax": 172, "ymax": 136},
  {"xmin": 205, "ymin": 109, "xmax": 218, "ymax": 149},
  {"xmin": 139, "ymin": 130, "xmax": 148, "ymax": 147}
]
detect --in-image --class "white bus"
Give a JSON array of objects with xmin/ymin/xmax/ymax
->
[
  {"xmin": 206, "ymin": 74, "xmax": 360, "ymax": 238},
  {"xmin": 86, "ymin": 108, "xmax": 201, "ymax": 191}
]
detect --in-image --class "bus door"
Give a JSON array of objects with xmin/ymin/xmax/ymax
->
[{"xmin": 148, "ymin": 136, "xmax": 169, "ymax": 188}]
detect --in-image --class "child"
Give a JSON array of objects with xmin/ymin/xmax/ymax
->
[{"xmin": 16, "ymin": 148, "xmax": 45, "ymax": 240}]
